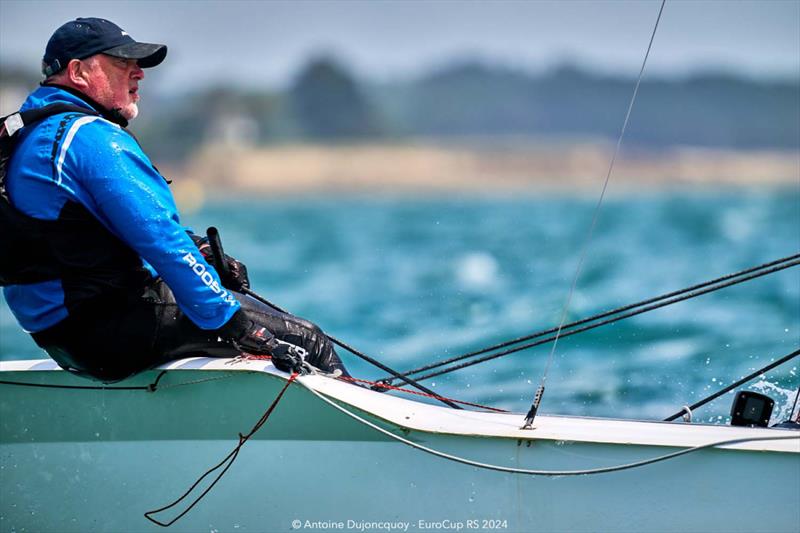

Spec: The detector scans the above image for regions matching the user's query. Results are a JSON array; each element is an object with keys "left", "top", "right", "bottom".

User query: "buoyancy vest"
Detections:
[
  {"left": 4, "top": 85, "right": 239, "bottom": 333},
  {"left": 0, "top": 104, "right": 150, "bottom": 307}
]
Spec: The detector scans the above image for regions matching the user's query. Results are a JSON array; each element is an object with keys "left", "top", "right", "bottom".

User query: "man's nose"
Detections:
[{"left": 131, "top": 64, "right": 144, "bottom": 80}]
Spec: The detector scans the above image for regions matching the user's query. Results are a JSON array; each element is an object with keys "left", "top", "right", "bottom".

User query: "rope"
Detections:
[
  {"left": 208, "top": 227, "right": 459, "bottom": 408},
  {"left": 339, "top": 376, "right": 509, "bottom": 413},
  {"left": 0, "top": 370, "right": 242, "bottom": 392},
  {"left": 300, "top": 379, "right": 799, "bottom": 476},
  {"left": 397, "top": 257, "right": 800, "bottom": 383},
  {"left": 0, "top": 380, "right": 153, "bottom": 391},
  {"left": 525, "top": 0, "right": 669, "bottom": 426},
  {"left": 792, "top": 386, "right": 800, "bottom": 423},
  {"left": 154, "top": 372, "right": 239, "bottom": 391},
  {"left": 0, "top": 369, "right": 168, "bottom": 391},
  {"left": 144, "top": 372, "right": 299, "bottom": 527},
  {"left": 239, "top": 286, "right": 461, "bottom": 409},
  {"left": 664, "top": 347, "right": 800, "bottom": 422},
  {"left": 380, "top": 253, "right": 800, "bottom": 384}
]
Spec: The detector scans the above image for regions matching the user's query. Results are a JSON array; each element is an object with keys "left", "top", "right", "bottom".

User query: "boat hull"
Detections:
[{"left": 2, "top": 359, "right": 798, "bottom": 533}]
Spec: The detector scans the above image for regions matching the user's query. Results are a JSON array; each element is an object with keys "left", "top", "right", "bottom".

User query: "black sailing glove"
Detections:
[
  {"left": 220, "top": 309, "right": 308, "bottom": 373},
  {"left": 188, "top": 232, "right": 250, "bottom": 290}
]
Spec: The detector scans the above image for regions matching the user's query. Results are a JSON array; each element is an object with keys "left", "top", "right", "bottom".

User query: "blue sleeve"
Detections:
[{"left": 68, "top": 120, "right": 240, "bottom": 329}]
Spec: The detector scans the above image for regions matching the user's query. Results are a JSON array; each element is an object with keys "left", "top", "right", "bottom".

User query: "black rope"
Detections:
[
  {"left": 382, "top": 252, "right": 800, "bottom": 385},
  {"left": 240, "top": 286, "right": 461, "bottom": 409},
  {"left": 0, "top": 370, "right": 168, "bottom": 391},
  {"left": 144, "top": 372, "right": 298, "bottom": 527},
  {"left": 206, "top": 226, "right": 460, "bottom": 409},
  {"left": 381, "top": 253, "right": 800, "bottom": 384},
  {"left": 664, "top": 347, "right": 800, "bottom": 421},
  {"left": 389, "top": 255, "right": 800, "bottom": 383}
]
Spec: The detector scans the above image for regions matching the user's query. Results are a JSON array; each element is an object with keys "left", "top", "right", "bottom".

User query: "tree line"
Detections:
[{"left": 3, "top": 57, "right": 797, "bottom": 162}]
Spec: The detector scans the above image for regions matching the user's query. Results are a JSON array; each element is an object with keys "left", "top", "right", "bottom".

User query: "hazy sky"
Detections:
[{"left": 1, "top": 0, "right": 798, "bottom": 94}]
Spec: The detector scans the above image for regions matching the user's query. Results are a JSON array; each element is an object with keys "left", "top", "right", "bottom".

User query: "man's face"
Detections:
[{"left": 80, "top": 54, "right": 145, "bottom": 120}]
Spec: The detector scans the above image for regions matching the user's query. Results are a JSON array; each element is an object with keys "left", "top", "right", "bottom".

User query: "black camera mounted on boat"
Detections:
[
  {"left": 677, "top": 388, "right": 799, "bottom": 429},
  {"left": 729, "top": 391, "right": 774, "bottom": 428},
  {"left": 729, "top": 389, "right": 800, "bottom": 429}
]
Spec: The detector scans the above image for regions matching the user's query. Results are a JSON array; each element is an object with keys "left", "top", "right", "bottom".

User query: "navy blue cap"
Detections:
[{"left": 42, "top": 17, "right": 167, "bottom": 77}]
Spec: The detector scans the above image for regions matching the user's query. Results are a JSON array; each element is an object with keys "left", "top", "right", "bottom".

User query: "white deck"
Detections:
[{"left": 3, "top": 357, "right": 797, "bottom": 453}]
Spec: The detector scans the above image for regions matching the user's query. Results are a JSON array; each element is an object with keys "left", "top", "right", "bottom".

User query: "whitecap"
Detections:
[
  {"left": 749, "top": 379, "right": 800, "bottom": 424},
  {"left": 636, "top": 339, "right": 701, "bottom": 363},
  {"left": 455, "top": 252, "right": 500, "bottom": 291}
]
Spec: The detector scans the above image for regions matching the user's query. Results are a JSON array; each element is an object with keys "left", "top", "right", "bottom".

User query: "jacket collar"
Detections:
[{"left": 39, "top": 83, "right": 129, "bottom": 128}]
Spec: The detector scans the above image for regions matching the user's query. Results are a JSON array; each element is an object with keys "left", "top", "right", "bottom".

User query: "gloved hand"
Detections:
[
  {"left": 267, "top": 340, "right": 309, "bottom": 373},
  {"left": 188, "top": 232, "right": 250, "bottom": 290},
  {"left": 220, "top": 310, "right": 307, "bottom": 373}
]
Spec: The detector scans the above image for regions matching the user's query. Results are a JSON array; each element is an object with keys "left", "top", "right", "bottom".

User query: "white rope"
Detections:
[{"left": 300, "top": 379, "right": 798, "bottom": 477}]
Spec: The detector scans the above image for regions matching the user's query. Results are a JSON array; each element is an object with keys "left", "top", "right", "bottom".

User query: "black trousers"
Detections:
[{"left": 31, "top": 280, "right": 348, "bottom": 383}]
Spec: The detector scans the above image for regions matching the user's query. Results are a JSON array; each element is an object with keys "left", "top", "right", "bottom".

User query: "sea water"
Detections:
[{"left": 2, "top": 187, "right": 798, "bottom": 424}]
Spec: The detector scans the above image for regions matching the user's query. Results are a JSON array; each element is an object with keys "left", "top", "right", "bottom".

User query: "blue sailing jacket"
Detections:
[{"left": 3, "top": 85, "right": 240, "bottom": 332}]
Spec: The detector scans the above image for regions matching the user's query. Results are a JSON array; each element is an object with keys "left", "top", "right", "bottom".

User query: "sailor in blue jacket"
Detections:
[{"left": 2, "top": 18, "right": 347, "bottom": 381}]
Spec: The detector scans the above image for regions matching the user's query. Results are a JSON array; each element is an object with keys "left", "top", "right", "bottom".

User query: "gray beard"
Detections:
[{"left": 117, "top": 103, "right": 139, "bottom": 121}]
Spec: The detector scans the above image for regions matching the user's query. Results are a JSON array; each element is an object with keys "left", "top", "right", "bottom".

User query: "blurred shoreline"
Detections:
[{"left": 164, "top": 141, "right": 799, "bottom": 207}]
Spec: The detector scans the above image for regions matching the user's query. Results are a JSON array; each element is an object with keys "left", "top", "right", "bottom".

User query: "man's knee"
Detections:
[{"left": 288, "top": 314, "right": 314, "bottom": 332}]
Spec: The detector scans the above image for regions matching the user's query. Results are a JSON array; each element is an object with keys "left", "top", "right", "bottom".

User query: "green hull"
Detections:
[{"left": 2, "top": 359, "right": 798, "bottom": 532}]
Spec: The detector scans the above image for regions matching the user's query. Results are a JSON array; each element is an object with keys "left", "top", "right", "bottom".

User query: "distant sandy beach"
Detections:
[{"left": 165, "top": 141, "right": 799, "bottom": 206}]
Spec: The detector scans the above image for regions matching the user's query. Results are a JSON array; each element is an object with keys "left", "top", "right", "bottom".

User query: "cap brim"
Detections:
[{"left": 104, "top": 42, "right": 167, "bottom": 68}]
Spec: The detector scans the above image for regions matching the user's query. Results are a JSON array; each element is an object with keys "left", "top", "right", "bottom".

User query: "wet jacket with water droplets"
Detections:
[{"left": 2, "top": 85, "right": 240, "bottom": 333}]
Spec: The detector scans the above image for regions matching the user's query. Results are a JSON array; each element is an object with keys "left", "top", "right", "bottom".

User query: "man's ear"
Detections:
[{"left": 65, "top": 59, "right": 90, "bottom": 89}]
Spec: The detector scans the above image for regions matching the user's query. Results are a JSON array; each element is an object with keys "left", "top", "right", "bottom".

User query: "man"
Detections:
[{"left": 1, "top": 17, "right": 348, "bottom": 382}]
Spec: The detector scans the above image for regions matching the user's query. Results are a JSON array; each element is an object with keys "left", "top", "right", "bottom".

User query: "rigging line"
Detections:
[
  {"left": 0, "top": 380, "right": 151, "bottom": 391},
  {"left": 542, "top": 0, "right": 667, "bottom": 386},
  {"left": 0, "top": 371, "right": 242, "bottom": 392},
  {"left": 300, "top": 379, "right": 799, "bottom": 477},
  {"left": 338, "top": 376, "right": 509, "bottom": 412},
  {"left": 664, "top": 347, "right": 800, "bottom": 422},
  {"left": 791, "top": 386, "right": 800, "bottom": 423},
  {"left": 239, "top": 287, "right": 461, "bottom": 409},
  {"left": 0, "top": 370, "right": 168, "bottom": 391},
  {"left": 207, "top": 227, "right": 459, "bottom": 409},
  {"left": 378, "top": 252, "right": 800, "bottom": 385},
  {"left": 523, "top": 0, "right": 667, "bottom": 427},
  {"left": 144, "top": 372, "right": 299, "bottom": 527},
  {"left": 410, "top": 255, "right": 799, "bottom": 383}
]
